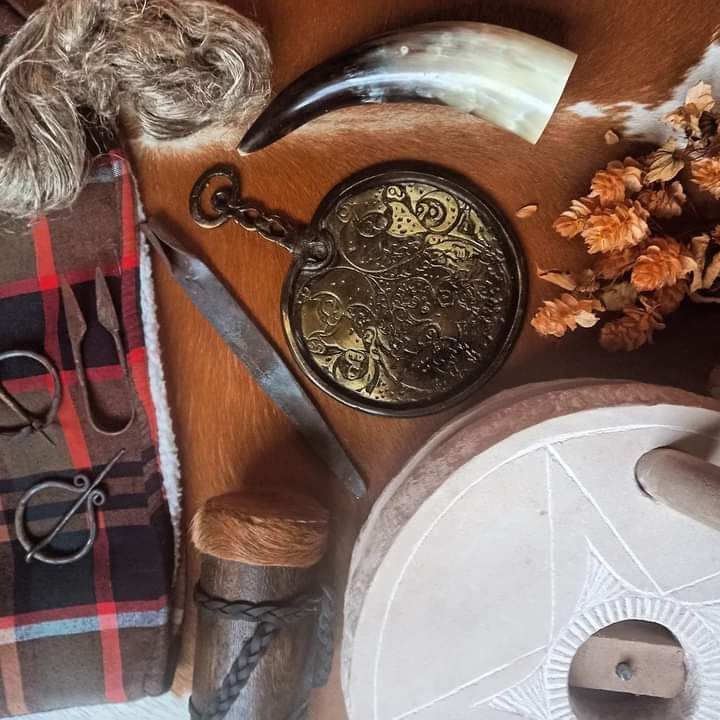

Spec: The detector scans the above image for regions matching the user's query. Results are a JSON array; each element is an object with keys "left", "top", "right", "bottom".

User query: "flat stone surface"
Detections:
[{"left": 343, "top": 382, "right": 720, "bottom": 720}]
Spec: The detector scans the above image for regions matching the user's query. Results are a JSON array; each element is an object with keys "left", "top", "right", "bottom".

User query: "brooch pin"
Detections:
[
  {"left": 0, "top": 350, "right": 61, "bottom": 446},
  {"left": 15, "top": 449, "right": 125, "bottom": 565}
]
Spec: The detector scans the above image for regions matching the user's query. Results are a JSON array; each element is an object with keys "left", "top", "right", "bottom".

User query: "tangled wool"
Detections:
[{"left": 0, "top": 0, "right": 271, "bottom": 218}]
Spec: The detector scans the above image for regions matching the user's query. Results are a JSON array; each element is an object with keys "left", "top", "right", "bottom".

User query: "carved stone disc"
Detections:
[
  {"left": 283, "top": 166, "right": 526, "bottom": 416},
  {"left": 342, "top": 381, "right": 720, "bottom": 720}
]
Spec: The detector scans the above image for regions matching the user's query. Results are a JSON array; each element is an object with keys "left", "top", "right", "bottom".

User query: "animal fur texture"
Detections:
[
  {"left": 143, "top": 6, "right": 720, "bottom": 715},
  {"left": 6, "top": 3, "right": 718, "bottom": 719},
  {"left": 0, "top": 0, "right": 271, "bottom": 218},
  {"left": 190, "top": 491, "right": 329, "bottom": 568}
]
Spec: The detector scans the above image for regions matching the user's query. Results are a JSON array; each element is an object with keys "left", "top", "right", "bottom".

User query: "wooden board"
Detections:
[{"left": 568, "top": 621, "right": 685, "bottom": 699}]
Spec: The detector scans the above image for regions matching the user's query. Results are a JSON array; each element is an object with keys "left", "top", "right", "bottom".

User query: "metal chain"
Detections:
[
  {"left": 212, "top": 189, "right": 295, "bottom": 251},
  {"left": 191, "top": 168, "right": 332, "bottom": 265},
  {"left": 189, "top": 584, "right": 334, "bottom": 720}
]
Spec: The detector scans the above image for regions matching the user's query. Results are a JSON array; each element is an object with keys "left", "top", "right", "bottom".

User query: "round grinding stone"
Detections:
[{"left": 342, "top": 380, "right": 720, "bottom": 720}]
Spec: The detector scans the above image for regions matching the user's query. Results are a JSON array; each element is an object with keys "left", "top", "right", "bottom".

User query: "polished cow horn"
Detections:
[{"left": 239, "top": 22, "right": 577, "bottom": 153}]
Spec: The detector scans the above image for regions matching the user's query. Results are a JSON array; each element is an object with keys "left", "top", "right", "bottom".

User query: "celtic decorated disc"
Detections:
[{"left": 282, "top": 166, "right": 526, "bottom": 416}]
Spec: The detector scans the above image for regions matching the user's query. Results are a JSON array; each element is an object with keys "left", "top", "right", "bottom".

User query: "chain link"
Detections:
[
  {"left": 212, "top": 190, "right": 295, "bottom": 251},
  {"left": 190, "top": 167, "right": 331, "bottom": 264}
]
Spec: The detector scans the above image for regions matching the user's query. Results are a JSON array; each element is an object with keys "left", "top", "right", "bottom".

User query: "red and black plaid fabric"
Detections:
[{"left": 0, "top": 152, "right": 177, "bottom": 716}]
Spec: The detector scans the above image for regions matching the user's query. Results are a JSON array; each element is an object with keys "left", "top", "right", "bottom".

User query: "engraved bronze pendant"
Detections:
[{"left": 190, "top": 164, "right": 526, "bottom": 416}]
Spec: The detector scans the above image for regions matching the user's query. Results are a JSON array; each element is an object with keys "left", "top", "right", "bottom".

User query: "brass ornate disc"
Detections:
[{"left": 283, "top": 166, "right": 526, "bottom": 416}]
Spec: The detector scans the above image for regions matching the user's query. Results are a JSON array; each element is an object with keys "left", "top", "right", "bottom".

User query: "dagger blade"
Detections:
[{"left": 141, "top": 217, "right": 366, "bottom": 498}]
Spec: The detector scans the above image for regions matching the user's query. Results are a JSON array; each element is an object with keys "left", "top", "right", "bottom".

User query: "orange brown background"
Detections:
[{"left": 130, "top": 1, "right": 720, "bottom": 716}]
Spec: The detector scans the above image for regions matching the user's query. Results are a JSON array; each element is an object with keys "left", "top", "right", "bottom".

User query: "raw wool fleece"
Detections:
[{"left": 0, "top": 0, "right": 271, "bottom": 218}]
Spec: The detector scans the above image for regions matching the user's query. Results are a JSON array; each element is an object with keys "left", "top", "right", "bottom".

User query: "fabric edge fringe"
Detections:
[{"left": 135, "top": 200, "right": 183, "bottom": 580}]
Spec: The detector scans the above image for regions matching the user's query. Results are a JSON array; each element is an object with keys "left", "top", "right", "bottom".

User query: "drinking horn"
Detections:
[{"left": 239, "top": 22, "right": 577, "bottom": 153}]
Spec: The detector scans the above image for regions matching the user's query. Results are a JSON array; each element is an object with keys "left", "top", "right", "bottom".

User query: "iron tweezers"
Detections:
[{"left": 141, "top": 216, "right": 366, "bottom": 498}]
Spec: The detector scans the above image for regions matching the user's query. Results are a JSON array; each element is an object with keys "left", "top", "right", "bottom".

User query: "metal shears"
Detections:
[{"left": 60, "top": 269, "right": 136, "bottom": 436}]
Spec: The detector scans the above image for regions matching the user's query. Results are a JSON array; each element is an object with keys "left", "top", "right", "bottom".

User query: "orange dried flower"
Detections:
[
  {"left": 531, "top": 293, "right": 604, "bottom": 338},
  {"left": 590, "top": 169, "right": 626, "bottom": 206},
  {"left": 664, "top": 82, "right": 715, "bottom": 138},
  {"left": 637, "top": 181, "right": 687, "bottom": 218},
  {"left": 544, "top": 94, "right": 720, "bottom": 353},
  {"left": 594, "top": 246, "right": 643, "bottom": 280},
  {"left": 599, "top": 302, "right": 665, "bottom": 352},
  {"left": 653, "top": 280, "right": 688, "bottom": 315},
  {"left": 689, "top": 233, "right": 712, "bottom": 292},
  {"left": 631, "top": 237, "right": 696, "bottom": 291},
  {"left": 600, "top": 282, "right": 638, "bottom": 311},
  {"left": 582, "top": 201, "right": 650, "bottom": 254},
  {"left": 536, "top": 267, "right": 598, "bottom": 293},
  {"left": 692, "top": 157, "right": 720, "bottom": 199},
  {"left": 553, "top": 197, "right": 599, "bottom": 238},
  {"left": 645, "top": 139, "right": 685, "bottom": 184},
  {"left": 606, "top": 158, "right": 644, "bottom": 193}
]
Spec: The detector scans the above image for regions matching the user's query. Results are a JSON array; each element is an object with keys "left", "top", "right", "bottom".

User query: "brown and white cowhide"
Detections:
[
  {"left": 567, "top": 37, "right": 720, "bottom": 145},
  {"left": 131, "top": 2, "right": 720, "bottom": 718}
]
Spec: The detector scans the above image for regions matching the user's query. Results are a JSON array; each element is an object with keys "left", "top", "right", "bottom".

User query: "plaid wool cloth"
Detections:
[{"left": 0, "top": 152, "right": 178, "bottom": 716}]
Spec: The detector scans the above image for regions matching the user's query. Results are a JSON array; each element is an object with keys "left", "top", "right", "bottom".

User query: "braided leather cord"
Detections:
[{"left": 190, "top": 583, "right": 334, "bottom": 720}]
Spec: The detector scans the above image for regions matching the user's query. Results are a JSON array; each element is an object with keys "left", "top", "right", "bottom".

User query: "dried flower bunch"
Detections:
[{"left": 532, "top": 81, "right": 720, "bottom": 351}]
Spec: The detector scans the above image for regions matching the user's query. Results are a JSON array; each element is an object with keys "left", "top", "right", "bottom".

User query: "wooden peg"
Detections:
[{"left": 636, "top": 448, "right": 720, "bottom": 531}]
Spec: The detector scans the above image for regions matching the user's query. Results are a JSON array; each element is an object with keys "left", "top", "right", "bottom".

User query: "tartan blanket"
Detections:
[{"left": 0, "top": 152, "right": 179, "bottom": 716}]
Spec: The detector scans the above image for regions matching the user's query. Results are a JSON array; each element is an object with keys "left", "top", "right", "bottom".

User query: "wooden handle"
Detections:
[
  {"left": 191, "top": 491, "right": 330, "bottom": 720},
  {"left": 636, "top": 448, "right": 720, "bottom": 531}
]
